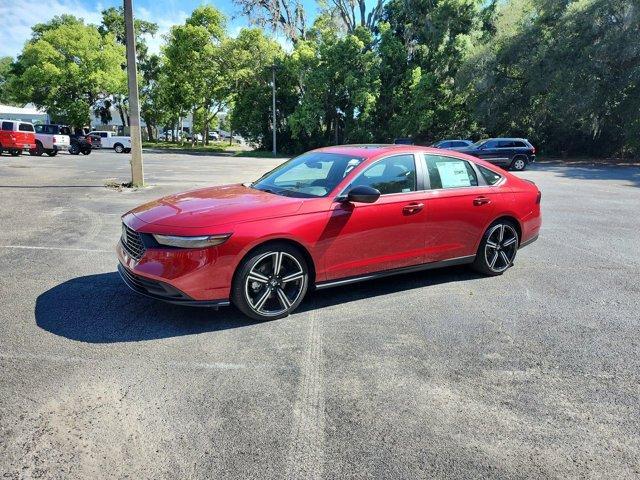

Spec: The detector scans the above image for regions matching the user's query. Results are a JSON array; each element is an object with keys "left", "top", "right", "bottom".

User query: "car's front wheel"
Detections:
[
  {"left": 232, "top": 243, "right": 309, "bottom": 321},
  {"left": 472, "top": 221, "right": 519, "bottom": 276},
  {"left": 114, "top": 143, "right": 124, "bottom": 153}
]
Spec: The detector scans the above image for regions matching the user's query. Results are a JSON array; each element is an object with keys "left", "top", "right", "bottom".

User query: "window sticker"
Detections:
[{"left": 436, "top": 161, "right": 471, "bottom": 188}]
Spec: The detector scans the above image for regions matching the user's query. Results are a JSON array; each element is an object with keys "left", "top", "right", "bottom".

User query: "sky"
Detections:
[{"left": 0, "top": 0, "right": 322, "bottom": 58}]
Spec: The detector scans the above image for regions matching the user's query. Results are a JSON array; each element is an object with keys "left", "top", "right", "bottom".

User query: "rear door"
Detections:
[{"left": 422, "top": 154, "right": 501, "bottom": 262}]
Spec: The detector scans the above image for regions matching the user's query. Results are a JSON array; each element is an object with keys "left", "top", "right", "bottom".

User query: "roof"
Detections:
[
  {"left": 0, "top": 104, "right": 47, "bottom": 115},
  {"left": 315, "top": 144, "right": 414, "bottom": 158},
  {"left": 315, "top": 144, "right": 464, "bottom": 158}
]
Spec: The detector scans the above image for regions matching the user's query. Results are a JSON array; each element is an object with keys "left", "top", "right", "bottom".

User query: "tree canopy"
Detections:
[{"left": 4, "top": 0, "right": 639, "bottom": 157}]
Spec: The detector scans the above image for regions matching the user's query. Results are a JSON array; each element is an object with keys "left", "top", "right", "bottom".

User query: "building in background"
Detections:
[{"left": 0, "top": 104, "right": 48, "bottom": 124}]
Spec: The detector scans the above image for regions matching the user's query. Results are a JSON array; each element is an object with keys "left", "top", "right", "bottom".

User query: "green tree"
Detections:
[
  {"left": 162, "top": 6, "right": 227, "bottom": 144},
  {"left": 0, "top": 56, "right": 16, "bottom": 105},
  {"left": 9, "top": 16, "right": 126, "bottom": 127}
]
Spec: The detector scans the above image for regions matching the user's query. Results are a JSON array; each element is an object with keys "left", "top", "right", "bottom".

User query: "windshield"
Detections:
[{"left": 252, "top": 152, "right": 364, "bottom": 198}]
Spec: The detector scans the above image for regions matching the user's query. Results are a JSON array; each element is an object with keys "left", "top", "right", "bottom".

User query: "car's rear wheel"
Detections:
[
  {"left": 45, "top": 149, "right": 57, "bottom": 157},
  {"left": 114, "top": 143, "right": 124, "bottom": 153},
  {"left": 30, "top": 141, "right": 44, "bottom": 156},
  {"left": 9, "top": 149, "right": 21, "bottom": 156},
  {"left": 472, "top": 221, "right": 519, "bottom": 276},
  {"left": 232, "top": 243, "right": 309, "bottom": 321},
  {"left": 510, "top": 155, "right": 527, "bottom": 171}
]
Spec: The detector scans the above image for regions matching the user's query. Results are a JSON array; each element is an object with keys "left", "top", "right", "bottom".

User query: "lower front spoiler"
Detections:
[{"left": 117, "top": 263, "right": 230, "bottom": 308}]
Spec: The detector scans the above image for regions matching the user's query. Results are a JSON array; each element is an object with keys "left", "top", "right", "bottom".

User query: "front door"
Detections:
[{"left": 320, "top": 154, "right": 428, "bottom": 281}]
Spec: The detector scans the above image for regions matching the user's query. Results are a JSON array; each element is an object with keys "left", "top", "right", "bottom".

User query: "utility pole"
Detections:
[
  {"left": 272, "top": 64, "right": 277, "bottom": 156},
  {"left": 124, "top": 0, "right": 144, "bottom": 186}
]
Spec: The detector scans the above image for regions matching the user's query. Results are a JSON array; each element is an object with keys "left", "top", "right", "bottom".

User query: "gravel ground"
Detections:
[{"left": 0, "top": 149, "right": 639, "bottom": 479}]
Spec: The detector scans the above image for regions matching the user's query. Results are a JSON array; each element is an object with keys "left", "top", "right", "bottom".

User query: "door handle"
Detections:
[
  {"left": 473, "top": 196, "right": 491, "bottom": 206},
  {"left": 403, "top": 202, "right": 424, "bottom": 214}
]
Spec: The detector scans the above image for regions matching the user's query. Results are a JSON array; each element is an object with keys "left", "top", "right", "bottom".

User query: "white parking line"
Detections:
[{"left": 0, "top": 245, "right": 111, "bottom": 253}]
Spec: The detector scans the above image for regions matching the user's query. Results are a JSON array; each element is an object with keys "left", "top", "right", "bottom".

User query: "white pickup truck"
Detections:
[
  {"left": 88, "top": 131, "right": 131, "bottom": 153},
  {"left": 32, "top": 124, "right": 71, "bottom": 156}
]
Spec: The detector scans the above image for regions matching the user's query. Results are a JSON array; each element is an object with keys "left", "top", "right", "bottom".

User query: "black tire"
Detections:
[
  {"left": 10, "top": 149, "right": 21, "bottom": 156},
  {"left": 510, "top": 155, "right": 527, "bottom": 171},
  {"left": 472, "top": 220, "right": 519, "bottom": 276},
  {"left": 45, "top": 149, "right": 57, "bottom": 157},
  {"left": 0, "top": 144, "right": 3, "bottom": 155},
  {"left": 114, "top": 143, "right": 124, "bottom": 153},
  {"left": 232, "top": 242, "right": 309, "bottom": 321},
  {"left": 31, "top": 141, "right": 44, "bottom": 156},
  {"left": 124, "top": 148, "right": 131, "bottom": 153},
  {"left": 69, "top": 144, "right": 80, "bottom": 155},
  {"left": 81, "top": 146, "right": 92, "bottom": 155}
]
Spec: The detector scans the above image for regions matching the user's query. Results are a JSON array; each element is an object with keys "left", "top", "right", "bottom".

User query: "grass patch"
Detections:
[
  {"left": 235, "top": 150, "right": 290, "bottom": 158},
  {"left": 142, "top": 140, "right": 233, "bottom": 153}
]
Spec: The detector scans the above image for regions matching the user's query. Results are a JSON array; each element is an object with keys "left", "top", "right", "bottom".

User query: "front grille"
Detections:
[
  {"left": 121, "top": 223, "right": 146, "bottom": 260},
  {"left": 118, "top": 264, "right": 192, "bottom": 301}
]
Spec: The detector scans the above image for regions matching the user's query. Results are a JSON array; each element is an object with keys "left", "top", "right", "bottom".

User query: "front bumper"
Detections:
[{"left": 118, "top": 263, "right": 230, "bottom": 307}]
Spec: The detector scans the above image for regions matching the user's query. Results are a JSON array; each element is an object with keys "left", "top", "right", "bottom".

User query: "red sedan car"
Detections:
[{"left": 118, "top": 145, "right": 541, "bottom": 320}]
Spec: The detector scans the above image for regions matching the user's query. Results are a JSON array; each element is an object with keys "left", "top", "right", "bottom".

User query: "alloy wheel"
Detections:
[
  {"left": 512, "top": 158, "right": 526, "bottom": 171},
  {"left": 244, "top": 251, "right": 306, "bottom": 317},
  {"left": 484, "top": 224, "right": 518, "bottom": 273}
]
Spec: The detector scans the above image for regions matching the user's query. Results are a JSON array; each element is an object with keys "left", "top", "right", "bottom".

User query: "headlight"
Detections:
[{"left": 152, "top": 233, "right": 231, "bottom": 249}]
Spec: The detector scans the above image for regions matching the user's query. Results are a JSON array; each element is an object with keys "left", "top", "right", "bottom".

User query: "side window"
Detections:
[
  {"left": 497, "top": 140, "right": 513, "bottom": 148},
  {"left": 513, "top": 141, "right": 526, "bottom": 148},
  {"left": 35, "top": 125, "right": 43, "bottom": 133},
  {"left": 60, "top": 127, "right": 71, "bottom": 135},
  {"left": 100, "top": 132, "right": 108, "bottom": 138},
  {"left": 426, "top": 155, "right": 478, "bottom": 189},
  {"left": 350, "top": 154, "right": 416, "bottom": 195},
  {"left": 478, "top": 165, "right": 502, "bottom": 185},
  {"left": 19, "top": 123, "right": 34, "bottom": 132},
  {"left": 2, "top": 121, "right": 13, "bottom": 131}
]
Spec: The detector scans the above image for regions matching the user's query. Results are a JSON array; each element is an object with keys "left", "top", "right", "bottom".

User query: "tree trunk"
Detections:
[{"left": 146, "top": 123, "right": 154, "bottom": 142}]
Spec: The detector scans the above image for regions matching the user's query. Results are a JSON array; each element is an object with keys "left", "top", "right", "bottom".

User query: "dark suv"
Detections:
[{"left": 457, "top": 138, "right": 536, "bottom": 171}]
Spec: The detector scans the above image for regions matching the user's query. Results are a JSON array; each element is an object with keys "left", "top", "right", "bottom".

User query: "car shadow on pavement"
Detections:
[
  {"left": 36, "top": 267, "right": 483, "bottom": 343},
  {"left": 35, "top": 272, "right": 256, "bottom": 343}
]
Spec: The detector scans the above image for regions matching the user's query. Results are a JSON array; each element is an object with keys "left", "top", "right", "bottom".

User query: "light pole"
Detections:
[
  {"left": 124, "top": 0, "right": 144, "bottom": 186},
  {"left": 272, "top": 64, "right": 277, "bottom": 156}
]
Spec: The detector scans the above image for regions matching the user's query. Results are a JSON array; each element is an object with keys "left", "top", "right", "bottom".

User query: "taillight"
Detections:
[
  {"left": 536, "top": 191, "right": 541, "bottom": 204},
  {"left": 87, "top": 136, "right": 92, "bottom": 144},
  {"left": 53, "top": 137, "right": 57, "bottom": 143},
  {"left": 531, "top": 146, "right": 536, "bottom": 154}
]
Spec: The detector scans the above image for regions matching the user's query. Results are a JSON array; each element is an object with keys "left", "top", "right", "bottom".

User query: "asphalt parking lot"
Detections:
[{"left": 1, "top": 149, "right": 639, "bottom": 479}]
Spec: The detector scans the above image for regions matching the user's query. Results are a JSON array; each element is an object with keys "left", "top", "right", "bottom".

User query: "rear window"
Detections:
[
  {"left": 426, "top": 155, "right": 479, "bottom": 189},
  {"left": 2, "top": 121, "right": 13, "bottom": 131},
  {"left": 60, "top": 126, "right": 71, "bottom": 135},
  {"left": 19, "top": 123, "right": 34, "bottom": 132},
  {"left": 478, "top": 165, "right": 502, "bottom": 185}
]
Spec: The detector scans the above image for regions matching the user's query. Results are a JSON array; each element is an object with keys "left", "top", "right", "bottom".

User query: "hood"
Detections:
[{"left": 130, "top": 184, "right": 304, "bottom": 228}]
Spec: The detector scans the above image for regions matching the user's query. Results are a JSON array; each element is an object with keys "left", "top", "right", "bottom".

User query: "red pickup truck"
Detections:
[{"left": 0, "top": 119, "right": 36, "bottom": 156}]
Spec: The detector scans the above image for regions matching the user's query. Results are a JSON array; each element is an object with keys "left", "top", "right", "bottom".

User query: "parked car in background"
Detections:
[
  {"left": 117, "top": 144, "right": 541, "bottom": 321},
  {"left": 31, "top": 124, "right": 71, "bottom": 156},
  {"left": 88, "top": 130, "right": 131, "bottom": 153},
  {"left": 0, "top": 119, "right": 36, "bottom": 156},
  {"left": 432, "top": 139, "right": 473, "bottom": 149},
  {"left": 456, "top": 138, "right": 536, "bottom": 171},
  {"left": 394, "top": 138, "right": 414, "bottom": 145},
  {"left": 208, "top": 131, "right": 220, "bottom": 141}
]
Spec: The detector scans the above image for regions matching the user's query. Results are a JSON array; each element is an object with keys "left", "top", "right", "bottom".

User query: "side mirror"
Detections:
[{"left": 345, "top": 185, "right": 380, "bottom": 204}]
